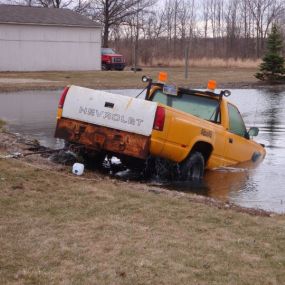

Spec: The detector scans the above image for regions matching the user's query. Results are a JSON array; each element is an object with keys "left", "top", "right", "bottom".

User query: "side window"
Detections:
[{"left": 228, "top": 103, "right": 247, "bottom": 137}]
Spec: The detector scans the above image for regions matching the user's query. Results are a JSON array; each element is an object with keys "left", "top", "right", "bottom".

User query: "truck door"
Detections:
[{"left": 224, "top": 103, "right": 255, "bottom": 164}]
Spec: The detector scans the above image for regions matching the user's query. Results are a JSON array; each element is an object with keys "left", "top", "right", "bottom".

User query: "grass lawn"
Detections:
[
  {"left": 0, "top": 66, "right": 260, "bottom": 92},
  {"left": 0, "top": 157, "right": 284, "bottom": 285}
]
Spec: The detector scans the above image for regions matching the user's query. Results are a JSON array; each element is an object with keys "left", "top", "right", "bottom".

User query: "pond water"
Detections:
[{"left": 0, "top": 88, "right": 285, "bottom": 213}]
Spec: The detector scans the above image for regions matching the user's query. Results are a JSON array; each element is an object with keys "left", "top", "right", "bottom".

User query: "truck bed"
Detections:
[{"left": 62, "top": 86, "right": 157, "bottom": 136}]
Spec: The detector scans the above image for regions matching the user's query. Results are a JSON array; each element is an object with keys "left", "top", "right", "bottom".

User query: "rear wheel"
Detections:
[
  {"left": 102, "top": 63, "right": 109, "bottom": 71},
  {"left": 80, "top": 150, "right": 106, "bottom": 169},
  {"left": 179, "top": 152, "right": 204, "bottom": 181}
]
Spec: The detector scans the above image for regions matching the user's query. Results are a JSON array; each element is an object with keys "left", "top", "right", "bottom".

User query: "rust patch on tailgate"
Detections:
[{"left": 55, "top": 118, "right": 150, "bottom": 159}]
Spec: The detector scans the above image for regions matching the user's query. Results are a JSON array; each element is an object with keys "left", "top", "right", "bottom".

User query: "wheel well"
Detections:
[{"left": 190, "top": 141, "right": 213, "bottom": 164}]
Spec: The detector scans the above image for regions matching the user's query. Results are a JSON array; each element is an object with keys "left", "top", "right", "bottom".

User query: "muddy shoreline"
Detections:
[{"left": 0, "top": 129, "right": 278, "bottom": 217}]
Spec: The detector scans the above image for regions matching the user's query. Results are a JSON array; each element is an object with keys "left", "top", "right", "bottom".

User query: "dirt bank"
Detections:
[{"left": 0, "top": 130, "right": 275, "bottom": 217}]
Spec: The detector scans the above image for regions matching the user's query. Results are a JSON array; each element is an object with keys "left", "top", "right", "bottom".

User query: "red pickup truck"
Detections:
[{"left": 101, "top": 48, "right": 125, "bottom": 71}]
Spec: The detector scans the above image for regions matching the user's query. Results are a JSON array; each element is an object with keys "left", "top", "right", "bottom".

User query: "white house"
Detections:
[{"left": 0, "top": 5, "right": 101, "bottom": 71}]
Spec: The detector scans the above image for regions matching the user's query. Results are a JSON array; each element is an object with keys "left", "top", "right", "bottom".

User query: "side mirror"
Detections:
[
  {"left": 142, "top": 75, "right": 151, "bottom": 83},
  {"left": 223, "top": 90, "right": 231, "bottom": 97},
  {"left": 142, "top": 76, "right": 153, "bottom": 100},
  {"left": 248, "top": 127, "right": 259, "bottom": 137}
]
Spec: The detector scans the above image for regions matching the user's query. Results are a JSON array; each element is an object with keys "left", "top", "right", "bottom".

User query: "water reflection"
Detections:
[
  {"left": 0, "top": 90, "right": 63, "bottom": 149},
  {"left": 162, "top": 160, "right": 262, "bottom": 203},
  {"left": 218, "top": 89, "right": 285, "bottom": 212},
  {"left": 261, "top": 90, "right": 284, "bottom": 148}
]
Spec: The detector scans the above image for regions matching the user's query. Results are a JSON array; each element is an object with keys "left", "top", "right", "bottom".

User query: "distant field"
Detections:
[
  {"left": 0, "top": 66, "right": 260, "bottom": 92},
  {"left": 150, "top": 58, "right": 261, "bottom": 69},
  {"left": 0, "top": 119, "right": 5, "bottom": 129}
]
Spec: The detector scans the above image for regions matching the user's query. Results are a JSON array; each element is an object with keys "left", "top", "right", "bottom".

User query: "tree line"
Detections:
[{"left": 7, "top": 0, "right": 285, "bottom": 65}]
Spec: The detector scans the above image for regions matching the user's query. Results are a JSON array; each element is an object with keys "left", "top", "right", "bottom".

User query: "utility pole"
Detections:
[
  {"left": 184, "top": 43, "right": 189, "bottom": 79},
  {"left": 133, "top": 1, "right": 140, "bottom": 73}
]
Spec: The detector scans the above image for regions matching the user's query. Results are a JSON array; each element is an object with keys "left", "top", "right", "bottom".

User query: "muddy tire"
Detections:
[
  {"left": 64, "top": 140, "right": 71, "bottom": 149},
  {"left": 143, "top": 156, "right": 180, "bottom": 181},
  {"left": 81, "top": 151, "right": 106, "bottom": 169},
  {"left": 143, "top": 156, "right": 156, "bottom": 179},
  {"left": 179, "top": 152, "right": 204, "bottom": 181}
]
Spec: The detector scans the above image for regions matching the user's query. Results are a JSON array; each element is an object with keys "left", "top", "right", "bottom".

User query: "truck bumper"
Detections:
[
  {"left": 55, "top": 118, "right": 150, "bottom": 160},
  {"left": 105, "top": 63, "right": 125, "bottom": 70}
]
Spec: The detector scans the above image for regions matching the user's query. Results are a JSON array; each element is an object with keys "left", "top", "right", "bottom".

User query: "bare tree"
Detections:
[
  {"left": 246, "top": 0, "right": 285, "bottom": 57},
  {"left": 35, "top": 0, "right": 73, "bottom": 8},
  {"left": 73, "top": 0, "right": 91, "bottom": 14},
  {"left": 202, "top": 0, "right": 210, "bottom": 38},
  {"left": 88, "top": 0, "right": 155, "bottom": 47},
  {"left": 4, "top": 0, "right": 285, "bottom": 62},
  {"left": 10, "top": 0, "right": 74, "bottom": 7},
  {"left": 7, "top": 0, "right": 36, "bottom": 5},
  {"left": 224, "top": 0, "right": 240, "bottom": 58},
  {"left": 21, "top": 0, "right": 34, "bottom": 5}
]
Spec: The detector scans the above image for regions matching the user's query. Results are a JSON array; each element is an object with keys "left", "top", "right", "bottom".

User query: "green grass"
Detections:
[{"left": 0, "top": 158, "right": 284, "bottom": 284}]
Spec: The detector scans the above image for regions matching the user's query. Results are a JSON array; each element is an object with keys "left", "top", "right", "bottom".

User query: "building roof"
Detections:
[{"left": 0, "top": 5, "right": 100, "bottom": 28}]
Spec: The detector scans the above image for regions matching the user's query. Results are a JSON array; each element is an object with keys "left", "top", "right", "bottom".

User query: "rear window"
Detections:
[{"left": 152, "top": 90, "right": 220, "bottom": 122}]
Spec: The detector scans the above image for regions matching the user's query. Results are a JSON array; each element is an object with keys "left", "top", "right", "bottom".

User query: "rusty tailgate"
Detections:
[{"left": 55, "top": 118, "right": 150, "bottom": 159}]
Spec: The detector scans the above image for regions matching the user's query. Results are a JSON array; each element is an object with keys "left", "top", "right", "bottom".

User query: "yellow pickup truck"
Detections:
[{"left": 54, "top": 75, "right": 265, "bottom": 180}]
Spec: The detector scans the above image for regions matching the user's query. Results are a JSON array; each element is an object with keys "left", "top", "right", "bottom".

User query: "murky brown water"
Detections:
[{"left": 0, "top": 88, "right": 285, "bottom": 213}]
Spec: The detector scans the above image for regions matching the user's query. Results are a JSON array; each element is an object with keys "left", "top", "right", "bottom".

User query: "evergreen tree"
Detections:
[{"left": 256, "top": 25, "right": 285, "bottom": 82}]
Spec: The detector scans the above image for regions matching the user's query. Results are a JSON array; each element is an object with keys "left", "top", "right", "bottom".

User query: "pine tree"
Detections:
[{"left": 255, "top": 25, "right": 285, "bottom": 82}]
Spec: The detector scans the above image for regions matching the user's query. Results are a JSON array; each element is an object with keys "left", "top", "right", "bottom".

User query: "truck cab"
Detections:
[{"left": 147, "top": 82, "right": 265, "bottom": 170}]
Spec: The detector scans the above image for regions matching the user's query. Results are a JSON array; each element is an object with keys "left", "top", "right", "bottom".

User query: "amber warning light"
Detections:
[
  {"left": 158, "top": 72, "right": 168, "bottom": 83},
  {"left": 207, "top": 80, "right": 217, "bottom": 91}
]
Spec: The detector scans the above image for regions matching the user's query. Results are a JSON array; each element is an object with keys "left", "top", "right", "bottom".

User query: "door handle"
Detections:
[{"left": 229, "top": 138, "right": 233, "bottom": 143}]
